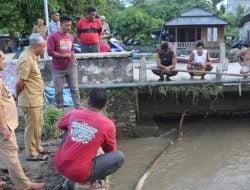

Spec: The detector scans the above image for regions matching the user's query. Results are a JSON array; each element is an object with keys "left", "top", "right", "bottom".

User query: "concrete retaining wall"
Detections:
[
  {"left": 138, "top": 85, "right": 250, "bottom": 118},
  {"left": 106, "top": 89, "right": 137, "bottom": 138},
  {"left": 39, "top": 52, "right": 137, "bottom": 138},
  {"left": 39, "top": 52, "right": 133, "bottom": 86}
]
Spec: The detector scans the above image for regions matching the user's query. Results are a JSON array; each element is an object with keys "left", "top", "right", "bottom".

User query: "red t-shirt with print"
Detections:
[
  {"left": 47, "top": 32, "right": 74, "bottom": 70},
  {"left": 53, "top": 108, "right": 117, "bottom": 183}
]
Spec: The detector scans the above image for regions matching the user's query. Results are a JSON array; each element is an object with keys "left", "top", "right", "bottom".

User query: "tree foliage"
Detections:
[
  {"left": 223, "top": 5, "right": 249, "bottom": 38},
  {"left": 0, "top": 0, "right": 112, "bottom": 35},
  {"left": 111, "top": 6, "right": 162, "bottom": 41},
  {"left": 209, "top": 0, "right": 223, "bottom": 11},
  {"left": 0, "top": 0, "right": 244, "bottom": 44},
  {"left": 110, "top": 0, "right": 212, "bottom": 42}
]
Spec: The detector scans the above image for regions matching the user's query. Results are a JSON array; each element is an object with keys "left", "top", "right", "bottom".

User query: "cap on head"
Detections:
[{"left": 49, "top": 10, "right": 59, "bottom": 16}]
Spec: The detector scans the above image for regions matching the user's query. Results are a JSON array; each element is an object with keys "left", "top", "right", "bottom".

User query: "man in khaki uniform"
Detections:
[
  {"left": 15, "top": 33, "right": 48, "bottom": 161},
  {"left": 32, "top": 18, "right": 48, "bottom": 37},
  {"left": 0, "top": 51, "right": 44, "bottom": 189}
]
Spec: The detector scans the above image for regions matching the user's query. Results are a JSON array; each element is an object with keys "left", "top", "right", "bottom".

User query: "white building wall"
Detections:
[
  {"left": 227, "top": 0, "right": 238, "bottom": 13},
  {"left": 240, "top": 21, "right": 250, "bottom": 41}
]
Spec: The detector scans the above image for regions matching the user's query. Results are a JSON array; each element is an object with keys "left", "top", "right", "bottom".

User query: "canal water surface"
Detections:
[{"left": 110, "top": 117, "right": 250, "bottom": 190}]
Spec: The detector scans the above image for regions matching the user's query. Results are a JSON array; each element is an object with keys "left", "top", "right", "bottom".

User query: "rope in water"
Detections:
[{"left": 134, "top": 110, "right": 187, "bottom": 190}]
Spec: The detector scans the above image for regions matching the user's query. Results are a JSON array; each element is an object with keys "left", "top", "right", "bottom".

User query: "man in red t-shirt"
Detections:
[
  {"left": 47, "top": 16, "right": 81, "bottom": 109},
  {"left": 53, "top": 88, "right": 124, "bottom": 189},
  {"left": 77, "top": 7, "right": 102, "bottom": 53}
]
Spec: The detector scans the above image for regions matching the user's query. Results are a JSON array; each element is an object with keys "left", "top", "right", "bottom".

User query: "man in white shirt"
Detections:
[{"left": 187, "top": 40, "right": 213, "bottom": 80}]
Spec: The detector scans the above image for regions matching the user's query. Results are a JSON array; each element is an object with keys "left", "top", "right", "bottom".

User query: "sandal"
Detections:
[
  {"left": 75, "top": 181, "right": 92, "bottom": 189},
  {"left": 26, "top": 154, "right": 48, "bottom": 161},
  {"left": 76, "top": 180, "right": 105, "bottom": 190},
  {"left": 90, "top": 180, "right": 106, "bottom": 189},
  {"left": 165, "top": 76, "right": 172, "bottom": 81},
  {"left": 22, "top": 182, "right": 44, "bottom": 190},
  {"left": 158, "top": 77, "right": 164, "bottom": 82},
  {"left": 0, "top": 180, "right": 6, "bottom": 188},
  {"left": 39, "top": 150, "right": 52, "bottom": 155}
]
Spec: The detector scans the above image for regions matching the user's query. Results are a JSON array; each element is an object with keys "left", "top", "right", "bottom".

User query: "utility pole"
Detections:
[{"left": 44, "top": 0, "right": 49, "bottom": 26}]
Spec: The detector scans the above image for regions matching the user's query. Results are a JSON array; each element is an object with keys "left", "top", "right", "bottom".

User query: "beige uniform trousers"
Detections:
[
  {"left": 0, "top": 132, "right": 31, "bottom": 189},
  {"left": 21, "top": 106, "right": 43, "bottom": 158}
]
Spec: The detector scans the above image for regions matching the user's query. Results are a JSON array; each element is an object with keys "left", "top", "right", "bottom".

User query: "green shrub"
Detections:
[{"left": 43, "top": 105, "right": 64, "bottom": 140}]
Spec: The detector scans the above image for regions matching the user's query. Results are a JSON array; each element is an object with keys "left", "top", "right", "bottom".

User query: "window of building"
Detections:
[{"left": 207, "top": 27, "right": 218, "bottom": 42}]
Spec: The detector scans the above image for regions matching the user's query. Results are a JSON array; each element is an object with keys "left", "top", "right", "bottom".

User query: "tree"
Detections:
[
  {"left": 209, "top": 0, "right": 223, "bottom": 11},
  {"left": 223, "top": 5, "right": 248, "bottom": 38},
  {"left": 0, "top": 0, "right": 115, "bottom": 35},
  {"left": 111, "top": 7, "right": 162, "bottom": 41},
  {"left": 135, "top": 0, "right": 212, "bottom": 22}
]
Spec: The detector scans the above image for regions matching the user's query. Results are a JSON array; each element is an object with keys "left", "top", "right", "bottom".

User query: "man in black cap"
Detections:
[{"left": 48, "top": 10, "right": 60, "bottom": 34}]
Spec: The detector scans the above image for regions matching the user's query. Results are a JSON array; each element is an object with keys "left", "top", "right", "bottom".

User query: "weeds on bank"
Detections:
[
  {"left": 43, "top": 105, "right": 64, "bottom": 140},
  {"left": 150, "top": 85, "right": 224, "bottom": 105}
]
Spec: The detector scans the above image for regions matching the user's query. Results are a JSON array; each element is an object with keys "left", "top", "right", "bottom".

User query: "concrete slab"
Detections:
[{"left": 133, "top": 61, "right": 242, "bottom": 82}]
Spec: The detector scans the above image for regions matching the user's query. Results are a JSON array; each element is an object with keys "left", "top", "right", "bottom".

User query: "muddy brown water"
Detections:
[
  {"left": 110, "top": 117, "right": 250, "bottom": 190},
  {"left": 1, "top": 117, "right": 250, "bottom": 190}
]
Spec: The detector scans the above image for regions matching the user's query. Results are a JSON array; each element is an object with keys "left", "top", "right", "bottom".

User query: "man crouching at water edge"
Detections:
[
  {"left": 152, "top": 42, "right": 178, "bottom": 81},
  {"left": 238, "top": 48, "right": 250, "bottom": 76},
  {"left": 53, "top": 88, "right": 125, "bottom": 189},
  {"left": 0, "top": 51, "right": 44, "bottom": 190}
]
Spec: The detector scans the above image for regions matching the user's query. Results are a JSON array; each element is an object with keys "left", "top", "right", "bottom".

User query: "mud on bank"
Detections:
[{"left": 0, "top": 128, "right": 65, "bottom": 190}]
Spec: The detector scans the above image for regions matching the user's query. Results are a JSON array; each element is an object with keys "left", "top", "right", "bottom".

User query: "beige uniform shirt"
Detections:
[
  {"left": 101, "top": 23, "right": 110, "bottom": 44},
  {"left": 32, "top": 25, "right": 48, "bottom": 37},
  {"left": 0, "top": 75, "right": 18, "bottom": 130},
  {"left": 16, "top": 49, "right": 44, "bottom": 107}
]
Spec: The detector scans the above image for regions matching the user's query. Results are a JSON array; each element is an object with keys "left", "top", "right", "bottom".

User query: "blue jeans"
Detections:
[
  {"left": 90, "top": 151, "right": 125, "bottom": 181},
  {"left": 53, "top": 62, "right": 81, "bottom": 109},
  {"left": 80, "top": 44, "right": 100, "bottom": 53}
]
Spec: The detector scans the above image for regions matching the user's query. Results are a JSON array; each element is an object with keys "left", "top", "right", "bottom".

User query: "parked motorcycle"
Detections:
[
  {"left": 74, "top": 43, "right": 81, "bottom": 53},
  {"left": 230, "top": 40, "right": 248, "bottom": 50},
  {"left": 74, "top": 35, "right": 126, "bottom": 53},
  {"left": 108, "top": 37, "right": 125, "bottom": 52}
]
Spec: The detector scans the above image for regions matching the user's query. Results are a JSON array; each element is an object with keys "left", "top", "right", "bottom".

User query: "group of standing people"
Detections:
[
  {"left": 0, "top": 6, "right": 124, "bottom": 190},
  {"left": 32, "top": 7, "right": 110, "bottom": 53},
  {"left": 32, "top": 7, "right": 109, "bottom": 109}
]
